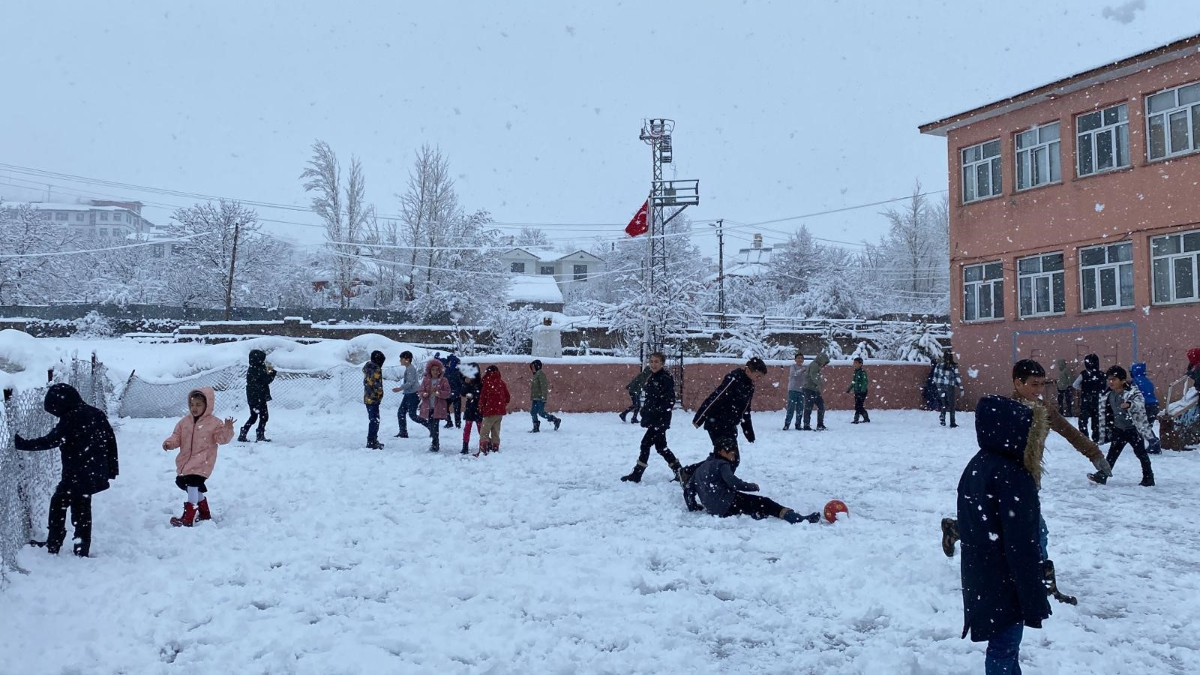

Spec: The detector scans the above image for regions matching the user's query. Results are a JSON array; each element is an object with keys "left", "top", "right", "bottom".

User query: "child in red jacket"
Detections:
[
  {"left": 477, "top": 365, "right": 511, "bottom": 455},
  {"left": 163, "top": 388, "right": 235, "bottom": 527}
]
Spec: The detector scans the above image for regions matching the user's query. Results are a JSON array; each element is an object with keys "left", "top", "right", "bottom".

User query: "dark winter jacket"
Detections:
[
  {"left": 461, "top": 375, "right": 483, "bottom": 423},
  {"left": 1188, "top": 349, "right": 1200, "bottom": 392},
  {"left": 689, "top": 453, "right": 758, "bottom": 517},
  {"left": 847, "top": 368, "right": 869, "bottom": 395},
  {"left": 363, "top": 350, "right": 386, "bottom": 405},
  {"left": 692, "top": 368, "right": 756, "bottom": 443},
  {"left": 626, "top": 368, "right": 652, "bottom": 396},
  {"left": 1130, "top": 363, "right": 1158, "bottom": 409},
  {"left": 639, "top": 368, "right": 676, "bottom": 431},
  {"left": 442, "top": 353, "right": 464, "bottom": 399},
  {"left": 14, "top": 383, "right": 119, "bottom": 495},
  {"left": 802, "top": 353, "right": 829, "bottom": 393},
  {"left": 1078, "top": 354, "right": 1106, "bottom": 402},
  {"left": 922, "top": 363, "right": 940, "bottom": 411},
  {"left": 529, "top": 360, "right": 549, "bottom": 401},
  {"left": 246, "top": 349, "right": 277, "bottom": 406},
  {"left": 480, "top": 366, "right": 511, "bottom": 417},
  {"left": 957, "top": 395, "right": 1051, "bottom": 643}
]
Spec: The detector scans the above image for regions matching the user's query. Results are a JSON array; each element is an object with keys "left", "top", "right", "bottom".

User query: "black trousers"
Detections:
[
  {"left": 725, "top": 491, "right": 788, "bottom": 520},
  {"left": 622, "top": 393, "right": 642, "bottom": 420},
  {"left": 706, "top": 428, "right": 740, "bottom": 469},
  {"left": 1079, "top": 395, "right": 1101, "bottom": 442},
  {"left": 853, "top": 393, "right": 869, "bottom": 422},
  {"left": 243, "top": 401, "right": 269, "bottom": 434},
  {"left": 637, "top": 427, "right": 679, "bottom": 470},
  {"left": 1056, "top": 389, "right": 1074, "bottom": 417},
  {"left": 175, "top": 474, "right": 209, "bottom": 492},
  {"left": 47, "top": 482, "right": 92, "bottom": 556},
  {"left": 1107, "top": 427, "right": 1154, "bottom": 479}
]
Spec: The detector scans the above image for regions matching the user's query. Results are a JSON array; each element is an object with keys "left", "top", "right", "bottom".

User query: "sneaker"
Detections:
[
  {"left": 941, "top": 518, "right": 959, "bottom": 557},
  {"left": 1087, "top": 472, "right": 1108, "bottom": 485},
  {"left": 815, "top": 425, "right": 827, "bottom": 431},
  {"left": 552, "top": 417, "right": 561, "bottom": 431},
  {"left": 851, "top": 420, "right": 859, "bottom": 424},
  {"left": 783, "top": 424, "right": 790, "bottom": 430},
  {"left": 949, "top": 423, "right": 959, "bottom": 429},
  {"left": 802, "top": 425, "right": 813, "bottom": 431}
]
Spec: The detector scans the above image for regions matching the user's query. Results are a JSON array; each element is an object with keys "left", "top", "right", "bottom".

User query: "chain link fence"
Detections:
[
  {"left": 116, "top": 364, "right": 406, "bottom": 419},
  {"left": 1, "top": 357, "right": 111, "bottom": 586}
]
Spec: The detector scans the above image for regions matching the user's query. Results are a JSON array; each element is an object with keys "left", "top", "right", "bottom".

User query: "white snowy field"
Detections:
[{"left": 2, "top": 406, "right": 1199, "bottom": 675}]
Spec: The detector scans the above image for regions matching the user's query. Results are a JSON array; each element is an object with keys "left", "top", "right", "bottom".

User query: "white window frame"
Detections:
[
  {"left": 539, "top": 265, "right": 555, "bottom": 275},
  {"left": 573, "top": 264, "right": 588, "bottom": 282},
  {"left": 1079, "top": 242, "right": 1134, "bottom": 312},
  {"left": 99, "top": 212, "right": 108, "bottom": 221},
  {"left": 960, "top": 139, "right": 1002, "bottom": 203},
  {"left": 1017, "top": 252, "right": 1065, "bottom": 318},
  {"left": 962, "top": 261, "right": 1005, "bottom": 322},
  {"left": 510, "top": 262, "right": 526, "bottom": 274},
  {"left": 1151, "top": 230, "right": 1200, "bottom": 305},
  {"left": 1077, "top": 104, "right": 1130, "bottom": 176},
  {"left": 1015, "top": 122, "right": 1061, "bottom": 190},
  {"left": 1146, "top": 81, "right": 1200, "bottom": 161}
]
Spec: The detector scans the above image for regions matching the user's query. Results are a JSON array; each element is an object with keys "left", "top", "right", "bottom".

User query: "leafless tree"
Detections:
[
  {"left": 302, "top": 140, "right": 370, "bottom": 308},
  {"left": 167, "top": 200, "right": 281, "bottom": 314},
  {"left": 398, "top": 144, "right": 459, "bottom": 297}
]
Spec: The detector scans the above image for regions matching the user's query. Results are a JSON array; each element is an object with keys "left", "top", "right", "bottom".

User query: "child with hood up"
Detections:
[
  {"left": 239, "top": 349, "right": 277, "bottom": 443},
  {"left": 162, "top": 388, "right": 235, "bottom": 527},
  {"left": 459, "top": 363, "right": 483, "bottom": 454},
  {"left": 478, "top": 365, "right": 512, "bottom": 455},
  {"left": 1131, "top": 362, "right": 1161, "bottom": 454},
  {"left": 418, "top": 358, "right": 452, "bottom": 452}
]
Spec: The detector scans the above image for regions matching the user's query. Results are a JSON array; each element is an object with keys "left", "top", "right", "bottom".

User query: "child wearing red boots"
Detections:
[{"left": 163, "top": 388, "right": 235, "bottom": 526}]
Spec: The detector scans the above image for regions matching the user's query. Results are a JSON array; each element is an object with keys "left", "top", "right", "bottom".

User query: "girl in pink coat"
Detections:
[
  {"left": 418, "top": 358, "right": 452, "bottom": 453},
  {"left": 162, "top": 388, "right": 236, "bottom": 527}
]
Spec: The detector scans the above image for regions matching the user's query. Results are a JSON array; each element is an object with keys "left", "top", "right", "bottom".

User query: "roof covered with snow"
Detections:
[
  {"left": 3, "top": 201, "right": 133, "bottom": 212},
  {"left": 500, "top": 247, "right": 603, "bottom": 263},
  {"left": 506, "top": 274, "right": 564, "bottom": 304}
]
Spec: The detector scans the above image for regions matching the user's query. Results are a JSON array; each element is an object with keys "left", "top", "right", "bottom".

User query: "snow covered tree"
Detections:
[
  {"left": 0, "top": 203, "right": 72, "bottom": 305},
  {"left": 398, "top": 144, "right": 459, "bottom": 300},
  {"left": 516, "top": 226, "right": 550, "bottom": 247},
  {"left": 166, "top": 200, "right": 283, "bottom": 313},
  {"left": 302, "top": 140, "right": 370, "bottom": 309}
]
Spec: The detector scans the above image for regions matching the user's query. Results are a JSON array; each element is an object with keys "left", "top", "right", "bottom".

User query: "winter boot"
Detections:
[
  {"left": 1043, "top": 559, "right": 1078, "bottom": 605},
  {"left": 1087, "top": 472, "right": 1108, "bottom": 485},
  {"left": 171, "top": 502, "right": 197, "bottom": 528},
  {"left": 802, "top": 425, "right": 813, "bottom": 431},
  {"left": 619, "top": 411, "right": 628, "bottom": 423},
  {"left": 461, "top": 440, "right": 470, "bottom": 455},
  {"left": 530, "top": 421, "right": 541, "bottom": 433},
  {"left": 621, "top": 462, "right": 648, "bottom": 483},
  {"left": 783, "top": 423, "right": 791, "bottom": 430},
  {"left": 491, "top": 441, "right": 500, "bottom": 453},
  {"left": 237, "top": 427, "right": 250, "bottom": 443},
  {"left": 255, "top": 429, "right": 271, "bottom": 443},
  {"left": 816, "top": 425, "right": 828, "bottom": 431},
  {"left": 552, "top": 416, "right": 562, "bottom": 431},
  {"left": 941, "top": 517, "right": 959, "bottom": 557},
  {"left": 197, "top": 498, "right": 212, "bottom": 521},
  {"left": 444, "top": 419, "right": 454, "bottom": 429},
  {"left": 395, "top": 431, "right": 408, "bottom": 438},
  {"left": 1140, "top": 474, "right": 1155, "bottom": 487},
  {"left": 367, "top": 440, "right": 386, "bottom": 450},
  {"left": 863, "top": 412, "right": 871, "bottom": 423}
]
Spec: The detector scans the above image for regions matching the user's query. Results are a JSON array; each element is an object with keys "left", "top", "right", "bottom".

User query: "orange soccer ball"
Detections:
[{"left": 823, "top": 499, "right": 849, "bottom": 523}]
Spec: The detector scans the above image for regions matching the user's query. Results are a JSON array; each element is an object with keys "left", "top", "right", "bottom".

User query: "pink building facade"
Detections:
[{"left": 920, "top": 35, "right": 1200, "bottom": 405}]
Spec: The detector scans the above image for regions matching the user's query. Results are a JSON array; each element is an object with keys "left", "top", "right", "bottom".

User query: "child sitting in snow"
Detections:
[
  {"left": 162, "top": 388, "right": 235, "bottom": 527},
  {"left": 685, "top": 442, "right": 819, "bottom": 524}
]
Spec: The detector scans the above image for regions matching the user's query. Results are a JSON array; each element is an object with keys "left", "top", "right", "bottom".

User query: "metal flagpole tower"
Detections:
[{"left": 638, "top": 118, "right": 699, "bottom": 355}]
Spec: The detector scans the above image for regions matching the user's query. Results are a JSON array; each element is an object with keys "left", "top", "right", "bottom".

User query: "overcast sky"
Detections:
[{"left": 1, "top": 0, "right": 1193, "bottom": 257}]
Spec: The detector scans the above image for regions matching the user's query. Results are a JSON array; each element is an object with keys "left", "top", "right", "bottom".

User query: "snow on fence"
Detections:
[{"left": 0, "top": 358, "right": 110, "bottom": 586}]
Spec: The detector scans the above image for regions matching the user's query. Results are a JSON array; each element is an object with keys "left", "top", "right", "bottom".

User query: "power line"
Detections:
[{"left": 0, "top": 232, "right": 209, "bottom": 259}]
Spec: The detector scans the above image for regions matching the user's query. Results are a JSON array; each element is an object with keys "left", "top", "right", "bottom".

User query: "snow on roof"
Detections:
[
  {"left": 506, "top": 274, "right": 564, "bottom": 304},
  {"left": 3, "top": 202, "right": 131, "bottom": 212},
  {"left": 502, "top": 247, "right": 601, "bottom": 263}
]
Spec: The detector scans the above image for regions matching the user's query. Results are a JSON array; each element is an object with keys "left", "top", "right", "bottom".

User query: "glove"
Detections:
[
  {"left": 743, "top": 483, "right": 760, "bottom": 492},
  {"left": 1091, "top": 455, "right": 1113, "bottom": 478}
]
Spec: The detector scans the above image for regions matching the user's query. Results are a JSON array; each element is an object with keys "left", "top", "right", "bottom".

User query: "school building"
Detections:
[{"left": 920, "top": 33, "right": 1200, "bottom": 405}]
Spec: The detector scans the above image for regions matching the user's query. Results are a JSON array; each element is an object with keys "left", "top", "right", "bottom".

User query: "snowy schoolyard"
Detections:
[{"left": 2, "top": 401, "right": 1199, "bottom": 674}]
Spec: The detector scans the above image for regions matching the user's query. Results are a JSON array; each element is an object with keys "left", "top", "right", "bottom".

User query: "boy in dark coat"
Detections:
[
  {"left": 14, "top": 383, "right": 119, "bottom": 557},
  {"left": 459, "top": 364, "right": 482, "bottom": 454},
  {"left": 690, "top": 357, "right": 767, "bottom": 468},
  {"left": 620, "top": 352, "right": 682, "bottom": 483},
  {"left": 687, "top": 443, "right": 818, "bottom": 523},
  {"left": 620, "top": 366, "right": 651, "bottom": 424},
  {"left": 957, "top": 395, "right": 1052, "bottom": 674},
  {"left": 363, "top": 350, "right": 386, "bottom": 449},
  {"left": 441, "top": 352, "right": 464, "bottom": 430},
  {"left": 846, "top": 357, "right": 870, "bottom": 424},
  {"left": 239, "top": 348, "right": 277, "bottom": 443},
  {"left": 528, "top": 360, "right": 562, "bottom": 432},
  {"left": 1076, "top": 353, "right": 1107, "bottom": 442}
]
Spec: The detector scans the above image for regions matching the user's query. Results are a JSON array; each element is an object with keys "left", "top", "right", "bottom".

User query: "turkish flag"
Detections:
[{"left": 625, "top": 200, "right": 649, "bottom": 237}]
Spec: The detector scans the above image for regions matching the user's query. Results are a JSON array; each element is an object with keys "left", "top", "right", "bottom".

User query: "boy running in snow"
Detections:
[
  {"left": 620, "top": 365, "right": 651, "bottom": 424},
  {"left": 620, "top": 352, "right": 682, "bottom": 483},
  {"left": 418, "top": 358, "right": 452, "bottom": 452},
  {"left": 478, "top": 365, "right": 511, "bottom": 455},
  {"left": 528, "top": 360, "right": 561, "bottom": 432},
  {"left": 847, "top": 357, "right": 870, "bottom": 424},
  {"left": 801, "top": 353, "right": 829, "bottom": 430},
  {"left": 162, "top": 388, "right": 235, "bottom": 527},
  {"left": 956, "top": 395, "right": 1052, "bottom": 675},
  {"left": 239, "top": 349, "right": 276, "bottom": 443},
  {"left": 14, "top": 383, "right": 119, "bottom": 557},
  {"left": 392, "top": 351, "right": 424, "bottom": 438},
  {"left": 459, "top": 364, "right": 482, "bottom": 454},
  {"left": 783, "top": 353, "right": 805, "bottom": 430},
  {"left": 686, "top": 442, "right": 819, "bottom": 523},
  {"left": 363, "top": 350, "right": 386, "bottom": 449},
  {"left": 1088, "top": 366, "right": 1156, "bottom": 487}
]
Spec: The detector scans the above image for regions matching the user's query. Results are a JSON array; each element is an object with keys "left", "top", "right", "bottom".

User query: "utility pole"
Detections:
[
  {"left": 710, "top": 218, "right": 726, "bottom": 326},
  {"left": 224, "top": 220, "right": 241, "bottom": 321}
]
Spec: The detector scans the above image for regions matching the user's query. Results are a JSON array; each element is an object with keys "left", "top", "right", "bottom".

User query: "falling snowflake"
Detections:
[{"left": 1095, "top": 203, "right": 1105, "bottom": 212}]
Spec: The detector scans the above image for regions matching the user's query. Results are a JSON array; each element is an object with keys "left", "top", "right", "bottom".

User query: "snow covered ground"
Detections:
[{"left": 2, "top": 404, "right": 1199, "bottom": 674}]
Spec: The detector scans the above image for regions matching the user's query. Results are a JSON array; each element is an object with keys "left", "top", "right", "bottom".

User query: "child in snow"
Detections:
[
  {"left": 478, "top": 365, "right": 511, "bottom": 455},
  {"left": 1130, "top": 362, "right": 1161, "bottom": 453},
  {"left": 392, "top": 351, "right": 423, "bottom": 438},
  {"left": 685, "top": 441, "right": 818, "bottom": 523},
  {"left": 459, "top": 364, "right": 482, "bottom": 454},
  {"left": 1054, "top": 358, "right": 1074, "bottom": 418},
  {"left": 783, "top": 352, "right": 805, "bottom": 430},
  {"left": 956, "top": 395, "right": 1052, "bottom": 675},
  {"left": 528, "top": 359, "right": 562, "bottom": 432},
  {"left": 1089, "top": 365, "right": 1156, "bottom": 486},
  {"left": 239, "top": 349, "right": 276, "bottom": 443},
  {"left": 620, "top": 352, "right": 682, "bottom": 483},
  {"left": 418, "top": 358, "right": 452, "bottom": 452},
  {"left": 620, "top": 365, "right": 651, "bottom": 424},
  {"left": 690, "top": 357, "right": 766, "bottom": 469},
  {"left": 801, "top": 353, "right": 829, "bottom": 430},
  {"left": 933, "top": 351, "right": 963, "bottom": 428},
  {"left": 162, "top": 388, "right": 235, "bottom": 527},
  {"left": 1074, "top": 353, "right": 1106, "bottom": 442},
  {"left": 14, "top": 383, "right": 119, "bottom": 557},
  {"left": 442, "top": 352, "right": 464, "bottom": 430},
  {"left": 363, "top": 350, "right": 386, "bottom": 449},
  {"left": 846, "top": 357, "right": 870, "bottom": 424}
]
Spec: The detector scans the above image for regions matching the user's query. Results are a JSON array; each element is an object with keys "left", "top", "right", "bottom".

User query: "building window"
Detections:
[
  {"left": 152, "top": 244, "right": 165, "bottom": 258},
  {"left": 75, "top": 213, "right": 84, "bottom": 222},
  {"left": 1080, "top": 242, "right": 1133, "bottom": 311},
  {"left": 99, "top": 213, "right": 108, "bottom": 221},
  {"left": 99, "top": 228, "right": 108, "bottom": 237},
  {"left": 573, "top": 264, "right": 588, "bottom": 281},
  {"left": 1151, "top": 230, "right": 1200, "bottom": 304},
  {"left": 55, "top": 212, "right": 68, "bottom": 221},
  {"left": 961, "top": 140, "right": 1002, "bottom": 203},
  {"left": 125, "top": 213, "right": 132, "bottom": 223},
  {"left": 1146, "top": 81, "right": 1200, "bottom": 160},
  {"left": 1016, "top": 122, "right": 1061, "bottom": 190},
  {"left": 963, "top": 262, "right": 1004, "bottom": 322},
  {"left": 510, "top": 262, "right": 526, "bottom": 273},
  {"left": 1077, "top": 104, "right": 1129, "bottom": 176},
  {"left": 540, "top": 265, "right": 555, "bottom": 275},
  {"left": 1018, "top": 252, "right": 1065, "bottom": 317}
]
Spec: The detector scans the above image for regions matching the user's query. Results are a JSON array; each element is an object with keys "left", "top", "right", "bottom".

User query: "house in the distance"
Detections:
[
  {"left": 497, "top": 247, "right": 605, "bottom": 296},
  {"left": 505, "top": 274, "right": 564, "bottom": 313},
  {"left": 726, "top": 234, "right": 773, "bottom": 278}
]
